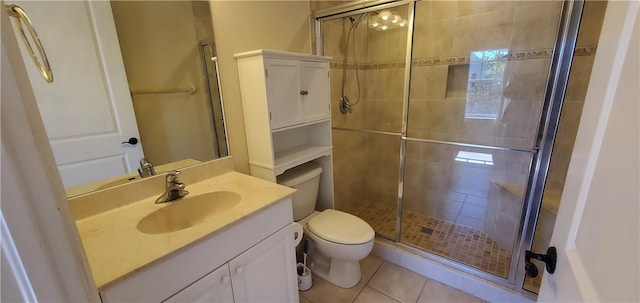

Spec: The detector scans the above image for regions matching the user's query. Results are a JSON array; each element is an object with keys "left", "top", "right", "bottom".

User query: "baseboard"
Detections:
[{"left": 372, "top": 239, "right": 536, "bottom": 303}]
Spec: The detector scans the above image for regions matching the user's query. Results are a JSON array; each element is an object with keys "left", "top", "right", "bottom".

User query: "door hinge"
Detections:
[
  {"left": 265, "top": 69, "right": 268, "bottom": 78},
  {"left": 269, "top": 112, "right": 272, "bottom": 120}
]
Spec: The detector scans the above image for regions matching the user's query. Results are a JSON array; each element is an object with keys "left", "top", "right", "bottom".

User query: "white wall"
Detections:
[{"left": 210, "top": 1, "right": 312, "bottom": 173}]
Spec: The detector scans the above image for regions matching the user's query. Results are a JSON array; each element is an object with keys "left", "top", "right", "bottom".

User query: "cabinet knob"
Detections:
[
  {"left": 221, "top": 275, "right": 230, "bottom": 284},
  {"left": 300, "top": 90, "right": 308, "bottom": 96},
  {"left": 235, "top": 267, "right": 243, "bottom": 275}
]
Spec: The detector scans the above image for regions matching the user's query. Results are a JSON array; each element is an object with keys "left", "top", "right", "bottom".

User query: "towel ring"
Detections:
[{"left": 6, "top": 4, "right": 53, "bottom": 83}]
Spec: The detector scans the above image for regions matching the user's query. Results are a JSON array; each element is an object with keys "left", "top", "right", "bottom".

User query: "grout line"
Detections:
[
  {"left": 363, "top": 258, "right": 384, "bottom": 285},
  {"left": 416, "top": 278, "right": 430, "bottom": 303},
  {"left": 350, "top": 284, "right": 365, "bottom": 303}
]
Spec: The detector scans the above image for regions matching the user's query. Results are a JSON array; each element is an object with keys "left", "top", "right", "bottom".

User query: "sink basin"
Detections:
[{"left": 137, "top": 191, "right": 241, "bottom": 234}]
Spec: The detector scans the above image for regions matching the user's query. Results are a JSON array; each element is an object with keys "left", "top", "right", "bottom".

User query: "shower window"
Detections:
[{"left": 465, "top": 49, "right": 508, "bottom": 120}]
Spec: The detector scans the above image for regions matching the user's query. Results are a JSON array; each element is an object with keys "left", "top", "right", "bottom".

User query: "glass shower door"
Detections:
[
  {"left": 402, "top": 0, "right": 563, "bottom": 279},
  {"left": 322, "top": 4, "right": 410, "bottom": 240}
]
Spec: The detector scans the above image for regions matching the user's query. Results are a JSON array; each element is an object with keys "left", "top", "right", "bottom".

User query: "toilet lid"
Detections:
[{"left": 307, "top": 209, "right": 374, "bottom": 245}]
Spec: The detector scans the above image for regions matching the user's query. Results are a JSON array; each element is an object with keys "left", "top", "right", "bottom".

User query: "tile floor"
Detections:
[
  {"left": 343, "top": 200, "right": 511, "bottom": 278},
  {"left": 298, "top": 254, "right": 487, "bottom": 303}
]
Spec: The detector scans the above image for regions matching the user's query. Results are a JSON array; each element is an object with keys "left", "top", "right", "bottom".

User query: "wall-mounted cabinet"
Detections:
[
  {"left": 235, "top": 50, "right": 334, "bottom": 210},
  {"left": 264, "top": 59, "right": 331, "bottom": 129}
]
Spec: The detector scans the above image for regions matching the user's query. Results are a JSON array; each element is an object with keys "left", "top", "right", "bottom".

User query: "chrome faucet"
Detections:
[
  {"left": 138, "top": 158, "right": 156, "bottom": 178},
  {"left": 155, "top": 170, "right": 189, "bottom": 203}
]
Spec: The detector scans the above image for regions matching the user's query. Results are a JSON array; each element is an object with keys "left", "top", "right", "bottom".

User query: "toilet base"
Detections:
[{"left": 309, "top": 249, "right": 361, "bottom": 288}]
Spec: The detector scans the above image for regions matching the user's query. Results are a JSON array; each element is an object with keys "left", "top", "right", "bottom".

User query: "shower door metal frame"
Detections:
[
  {"left": 314, "top": 0, "right": 585, "bottom": 295},
  {"left": 514, "top": 0, "right": 585, "bottom": 294}
]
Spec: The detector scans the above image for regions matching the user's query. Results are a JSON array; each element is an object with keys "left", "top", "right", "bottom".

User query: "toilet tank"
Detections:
[{"left": 277, "top": 162, "right": 323, "bottom": 221}]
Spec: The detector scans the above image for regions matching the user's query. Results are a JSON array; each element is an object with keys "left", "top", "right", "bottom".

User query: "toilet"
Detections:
[{"left": 278, "top": 162, "right": 374, "bottom": 289}]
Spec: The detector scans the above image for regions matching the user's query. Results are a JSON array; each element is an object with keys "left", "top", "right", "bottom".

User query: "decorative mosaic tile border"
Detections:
[
  {"left": 330, "top": 46, "right": 597, "bottom": 70},
  {"left": 574, "top": 45, "right": 597, "bottom": 56}
]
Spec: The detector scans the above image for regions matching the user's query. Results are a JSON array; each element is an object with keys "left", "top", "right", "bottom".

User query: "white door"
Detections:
[
  {"left": 301, "top": 61, "right": 331, "bottom": 123},
  {"left": 229, "top": 224, "right": 298, "bottom": 303},
  {"left": 265, "top": 58, "right": 304, "bottom": 129},
  {"left": 10, "top": 1, "right": 143, "bottom": 188},
  {"left": 538, "top": 2, "right": 639, "bottom": 302},
  {"left": 164, "top": 264, "right": 234, "bottom": 303}
]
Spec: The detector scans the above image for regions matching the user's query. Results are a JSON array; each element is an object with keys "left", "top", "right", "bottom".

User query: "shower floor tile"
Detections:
[
  {"left": 524, "top": 273, "right": 542, "bottom": 293},
  {"left": 343, "top": 200, "right": 511, "bottom": 278}
]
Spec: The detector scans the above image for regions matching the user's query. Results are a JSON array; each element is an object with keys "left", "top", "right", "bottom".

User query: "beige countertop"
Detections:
[{"left": 75, "top": 170, "right": 295, "bottom": 290}]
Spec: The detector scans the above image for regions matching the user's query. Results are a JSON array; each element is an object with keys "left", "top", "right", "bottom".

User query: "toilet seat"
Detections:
[{"left": 307, "top": 209, "right": 374, "bottom": 245}]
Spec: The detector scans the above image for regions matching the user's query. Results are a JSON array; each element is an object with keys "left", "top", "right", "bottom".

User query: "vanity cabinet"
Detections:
[
  {"left": 99, "top": 198, "right": 298, "bottom": 303},
  {"left": 165, "top": 264, "right": 234, "bottom": 303},
  {"left": 229, "top": 222, "right": 297, "bottom": 302},
  {"left": 235, "top": 50, "right": 335, "bottom": 211},
  {"left": 165, "top": 224, "right": 297, "bottom": 303}
]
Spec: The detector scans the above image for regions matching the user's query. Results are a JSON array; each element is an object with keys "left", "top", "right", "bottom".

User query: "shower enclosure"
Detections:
[{"left": 316, "top": 0, "right": 606, "bottom": 295}]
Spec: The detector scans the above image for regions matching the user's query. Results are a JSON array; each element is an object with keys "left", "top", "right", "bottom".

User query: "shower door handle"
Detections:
[{"left": 525, "top": 247, "right": 557, "bottom": 278}]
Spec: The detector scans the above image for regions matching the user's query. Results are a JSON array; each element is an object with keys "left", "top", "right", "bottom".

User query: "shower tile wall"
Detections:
[
  {"left": 309, "top": 0, "right": 356, "bottom": 12},
  {"left": 408, "top": 1, "right": 562, "bottom": 149},
  {"left": 326, "top": 7, "right": 409, "bottom": 238},
  {"left": 404, "top": 143, "right": 532, "bottom": 256},
  {"left": 404, "top": 1, "right": 564, "bottom": 259}
]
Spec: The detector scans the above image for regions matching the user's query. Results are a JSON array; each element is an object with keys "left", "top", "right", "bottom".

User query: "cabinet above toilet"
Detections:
[
  {"left": 235, "top": 50, "right": 335, "bottom": 211},
  {"left": 235, "top": 50, "right": 331, "bottom": 130}
]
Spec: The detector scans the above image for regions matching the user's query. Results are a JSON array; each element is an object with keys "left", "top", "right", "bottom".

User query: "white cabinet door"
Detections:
[
  {"left": 301, "top": 61, "right": 331, "bottom": 123},
  {"left": 11, "top": 1, "right": 144, "bottom": 187},
  {"left": 229, "top": 224, "right": 298, "bottom": 303},
  {"left": 164, "top": 264, "right": 234, "bottom": 303},
  {"left": 265, "top": 59, "right": 304, "bottom": 130}
]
